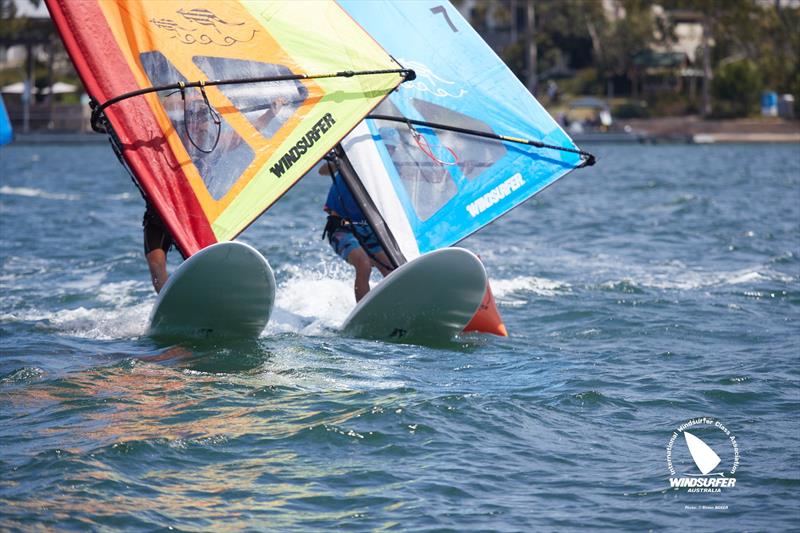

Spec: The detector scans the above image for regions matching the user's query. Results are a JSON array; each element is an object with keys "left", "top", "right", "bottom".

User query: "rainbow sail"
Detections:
[{"left": 46, "top": 0, "right": 408, "bottom": 256}]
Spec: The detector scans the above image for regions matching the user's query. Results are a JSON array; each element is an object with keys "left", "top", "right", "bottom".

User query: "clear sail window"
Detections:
[
  {"left": 192, "top": 56, "right": 307, "bottom": 140},
  {"left": 411, "top": 98, "right": 507, "bottom": 181},
  {"left": 139, "top": 51, "right": 254, "bottom": 201},
  {"left": 373, "top": 100, "right": 457, "bottom": 222}
]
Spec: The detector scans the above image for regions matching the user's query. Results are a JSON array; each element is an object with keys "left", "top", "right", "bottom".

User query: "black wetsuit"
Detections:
[{"left": 142, "top": 204, "right": 174, "bottom": 255}]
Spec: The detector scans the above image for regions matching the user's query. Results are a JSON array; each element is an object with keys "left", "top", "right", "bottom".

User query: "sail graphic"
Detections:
[
  {"left": 684, "top": 431, "right": 722, "bottom": 475},
  {"left": 46, "top": 0, "right": 408, "bottom": 257},
  {"left": 337, "top": 0, "right": 593, "bottom": 261}
]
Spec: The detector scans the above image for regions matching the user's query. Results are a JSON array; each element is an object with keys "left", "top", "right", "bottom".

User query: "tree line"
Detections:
[
  {"left": 460, "top": 0, "right": 799, "bottom": 117},
  {"left": 2, "top": 0, "right": 798, "bottom": 118}
]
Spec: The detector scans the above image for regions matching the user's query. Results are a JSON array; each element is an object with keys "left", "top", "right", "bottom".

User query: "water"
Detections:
[{"left": 1, "top": 141, "right": 798, "bottom": 530}]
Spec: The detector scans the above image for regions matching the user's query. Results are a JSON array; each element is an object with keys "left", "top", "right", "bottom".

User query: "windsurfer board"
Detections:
[
  {"left": 148, "top": 241, "right": 275, "bottom": 339},
  {"left": 341, "top": 247, "right": 487, "bottom": 343}
]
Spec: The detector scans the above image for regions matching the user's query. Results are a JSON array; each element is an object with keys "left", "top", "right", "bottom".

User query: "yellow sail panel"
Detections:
[
  {"left": 213, "top": 0, "right": 405, "bottom": 240},
  {"left": 96, "top": 0, "right": 404, "bottom": 243}
]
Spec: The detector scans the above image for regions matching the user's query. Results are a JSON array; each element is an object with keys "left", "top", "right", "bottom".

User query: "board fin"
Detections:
[{"left": 463, "top": 280, "right": 507, "bottom": 337}]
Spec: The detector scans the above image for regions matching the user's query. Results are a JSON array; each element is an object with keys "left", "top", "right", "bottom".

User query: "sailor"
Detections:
[
  {"left": 321, "top": 150, "right": 393, "bottom": 302},
  {"left": 143, "top": 204, "right": 174, "bottom": 294}
]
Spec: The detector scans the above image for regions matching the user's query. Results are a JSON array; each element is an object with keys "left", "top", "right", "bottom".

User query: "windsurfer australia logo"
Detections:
[{"left": 666, "top": 417, "right": 740, "bottom": 493}]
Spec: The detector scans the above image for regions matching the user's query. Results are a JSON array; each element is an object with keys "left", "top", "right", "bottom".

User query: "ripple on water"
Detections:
[
  {"left": 2, "top": 143, "right": 799, "bottom": 530},
  {"left": 0, "top": 366, "right": 45, "bottom": 384}
]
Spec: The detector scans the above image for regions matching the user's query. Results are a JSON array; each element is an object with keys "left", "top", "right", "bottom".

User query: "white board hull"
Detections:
[
  {"left": 147, "top": 241, "right": 275, "bottom": 340},
  {"left": 341, "top": 247, "right": 487, "bottom": 343}
]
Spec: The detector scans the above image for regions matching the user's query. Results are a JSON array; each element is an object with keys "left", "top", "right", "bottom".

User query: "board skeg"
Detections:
[
  {"left": 147, "top": 241, "right": 275, "bottom": 340},
  {"left": 341, "top": 247, "right": 487, "bottom": 344}
]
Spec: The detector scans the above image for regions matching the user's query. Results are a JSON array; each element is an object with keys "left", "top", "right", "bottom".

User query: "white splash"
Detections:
[
  {"left": 4, "top": 301, "right": 151, "bottom": 340},
  {"left": 633, "top": 266, "right": 772, "bottom": 290},
  {"left": 96, "top": 280, "right": 145, "bottom": 307},
  {"left": 106, "top": 192, "right": 136, "bottom": 201},
  {"left": 45, "top": 303, "right": 152, "bottom": 339},
  {"left": 0, "top": 186, "right": 80, "bottom": 201},
  {"left": 2, "top": 276, "right": 153, "bottom": 340},
  {"left": 265, "top": 263, "right": 358, "bottom": 335},
  {"left": 561, "top": 252, "right": 792, "bottom": 291},
  {"left": 491, "top": 275, "right": 571, "bottom": 300}
]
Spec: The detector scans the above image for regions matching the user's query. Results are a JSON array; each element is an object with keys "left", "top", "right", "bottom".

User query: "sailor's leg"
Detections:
[
  {"left": 146, "top": 249, "right": 169, "bottom": 294},
  {"left": 371, "top": 251, "right": 393, "bottom": 277},
  {"left": 329, "top": 228, "right": 374, "bottom": 302},
  {"left": 143, "top": 209, "right": 173, "bottom": 294},
  {"left": 353, "top": 225, "right": 393, "bottom": 278},
  {"left": 346, "top": 247, "right": 373, "bottom": 302}
]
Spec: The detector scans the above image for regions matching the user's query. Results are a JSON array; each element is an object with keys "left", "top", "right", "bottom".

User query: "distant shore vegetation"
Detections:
[
  {"left": 456, "top": 0, "right": 799, "bottom": 119},
  {"left": 1, "top": 0, "right": 798, "bottom": 120}
]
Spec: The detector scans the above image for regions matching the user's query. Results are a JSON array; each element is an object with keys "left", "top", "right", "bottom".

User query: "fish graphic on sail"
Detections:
[
  {"left": 684, "top": 431, "right": 722, "bottom": 475},
  {"left": 335, "top": 1, "right": 595, "bottom": 336},
  {"left": 46, "top": 0, "right": 411, "bottom": 258}
]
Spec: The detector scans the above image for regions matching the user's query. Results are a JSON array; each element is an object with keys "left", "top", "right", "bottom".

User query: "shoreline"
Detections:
[
  {"left": 622, "top": 116, "right": 800, "bottom": 143},
  {"left": 6, "top": 116, "right": 800, "bottom": 145}
]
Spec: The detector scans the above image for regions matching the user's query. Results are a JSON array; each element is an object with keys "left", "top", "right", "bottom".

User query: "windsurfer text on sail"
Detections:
[{"left": 269, "top": 113, "right": 337, "bottom": 178}]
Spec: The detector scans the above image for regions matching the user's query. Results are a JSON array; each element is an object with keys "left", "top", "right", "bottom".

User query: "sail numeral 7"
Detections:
[{"left": 430, "top": 5, "right": 458, "bottom": 32}]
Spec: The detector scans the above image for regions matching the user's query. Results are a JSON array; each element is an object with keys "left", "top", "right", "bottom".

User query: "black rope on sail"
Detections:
[
  {"left": 367, "top": 114, "right": 597, "bottom": 168},
  {"left": 88, "top": 103, "right": 143, "bottom": 198},
  {"left": 177, "top": 81, "right": 222, "bottom": 154},
  {"left": 88, "top": 102, "right": 190, "bottom": 257},
  {"left": 90, "top": 68, "right": 416, "bottom": 134}
]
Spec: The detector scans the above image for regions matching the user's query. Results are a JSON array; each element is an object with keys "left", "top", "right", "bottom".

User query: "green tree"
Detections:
[
  {"left": 711, "top": 59, "right": 762, "bottom": 117},
  {"left": 663, "top": 0, "right": 799, "bottom": 114}
]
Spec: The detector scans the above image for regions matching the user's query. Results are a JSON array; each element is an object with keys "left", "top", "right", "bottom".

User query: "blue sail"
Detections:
[
  {"left": 338, "top": 0, "right": 589, "bottom": 260},
  {"left": 0, "top": 94, "right": 12, "bottom": 145}
]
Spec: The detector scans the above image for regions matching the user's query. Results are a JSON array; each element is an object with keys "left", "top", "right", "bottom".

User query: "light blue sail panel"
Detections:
[
  {"left": 339, "top": 0, "right": 584, "bottom": 256},
  {"left": 0, "top": 95, "right": 12, "bottom": 146}
]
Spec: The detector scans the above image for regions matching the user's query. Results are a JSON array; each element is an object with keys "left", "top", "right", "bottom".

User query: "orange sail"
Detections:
[{"left": 46, "top": 0, "right": 408, "bottom": 257}]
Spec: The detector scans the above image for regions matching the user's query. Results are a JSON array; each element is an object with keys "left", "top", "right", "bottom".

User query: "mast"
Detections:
[{"left": 333, "top": 145, "right": 407, "bottom": 269}]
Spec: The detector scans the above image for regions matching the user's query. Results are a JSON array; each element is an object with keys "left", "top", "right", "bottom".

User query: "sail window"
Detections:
[
  {"left": 371, "top": 100, "right": 456, "bottom": 221},
  {"left": 193, "top": 56, "right": 308, "bottom": 140},
  {"left": 139, "top": 51, "right": 254, "bottom": 200},
  {"left": 411, "top": 99, "right": 506, "bottom": 181}
]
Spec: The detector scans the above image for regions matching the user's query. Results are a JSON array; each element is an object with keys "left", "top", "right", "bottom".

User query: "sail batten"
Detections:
[{"left": 91, "top": 67, "right": 415, "bottom": 132}]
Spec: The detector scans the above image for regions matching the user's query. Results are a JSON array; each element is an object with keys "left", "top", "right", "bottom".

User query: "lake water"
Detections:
[{"left": 1, "top": 141, "right": 798, "bottom": 530}]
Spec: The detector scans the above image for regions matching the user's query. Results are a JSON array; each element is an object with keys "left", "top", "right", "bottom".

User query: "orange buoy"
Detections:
[{"left": 463, "top": 280, "right": 508, "bottom": 336}]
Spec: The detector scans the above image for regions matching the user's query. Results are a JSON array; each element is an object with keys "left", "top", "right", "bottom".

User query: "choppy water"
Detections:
[{"left": 1, "top": 141, "right": 798, "bottom": 531}]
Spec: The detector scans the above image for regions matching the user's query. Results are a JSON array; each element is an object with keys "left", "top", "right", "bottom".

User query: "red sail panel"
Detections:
[{"left": 47, "top": 0, "right": 223, "bottom": 256}]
